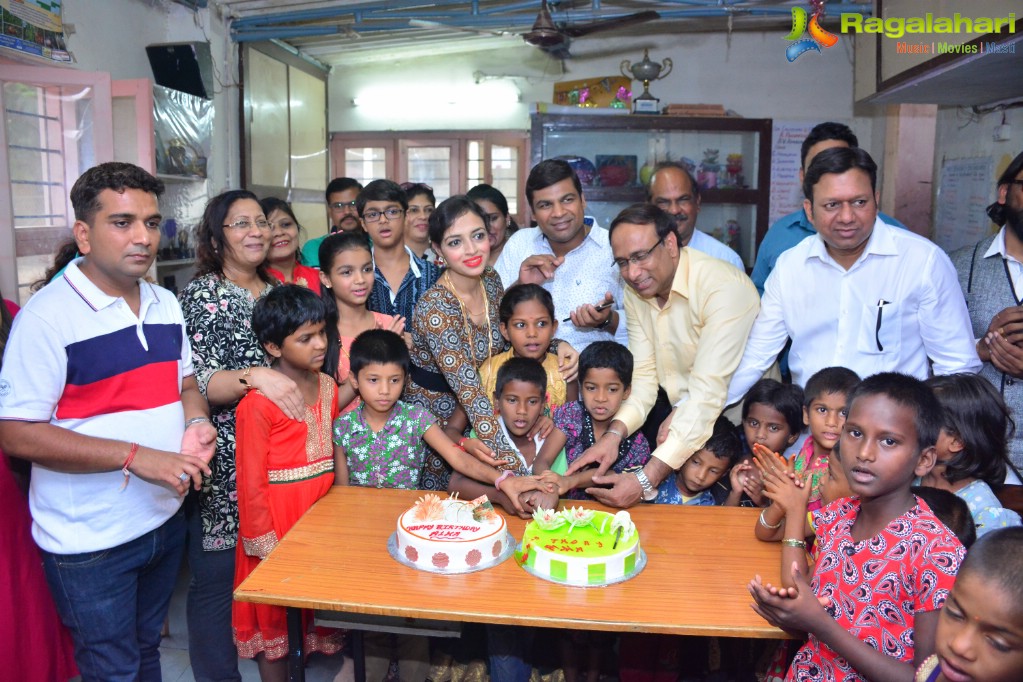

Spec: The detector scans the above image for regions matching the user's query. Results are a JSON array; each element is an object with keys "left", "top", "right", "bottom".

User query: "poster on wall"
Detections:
[
  {"left": 1, "top": 0, "right": 72, "bottom": 63},
  {"left": 769, "top": 121, "right": 816, "bottom": 226},
  {"left": 933, "top": 157, "right": 994, "bottom": 254}
]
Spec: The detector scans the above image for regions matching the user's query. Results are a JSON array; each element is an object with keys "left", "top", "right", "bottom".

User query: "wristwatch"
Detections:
[{"left": 625, "top": 465, "right": 658, "bottom": 502}]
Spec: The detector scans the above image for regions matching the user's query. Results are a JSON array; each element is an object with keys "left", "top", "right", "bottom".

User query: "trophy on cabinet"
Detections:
[{"left": 620, "top": 50, "right": 672, "bottom": 114}]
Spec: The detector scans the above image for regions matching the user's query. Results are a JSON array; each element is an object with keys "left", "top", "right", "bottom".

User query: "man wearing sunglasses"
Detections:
[
  {"left": 300, "top": 176, "right": 364, "bottom": 267},
  {"left": 564, "top": 202, "right": 759, "bottom": 508}
]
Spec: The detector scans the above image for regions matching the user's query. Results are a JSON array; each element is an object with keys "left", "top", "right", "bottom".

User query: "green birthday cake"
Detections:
[{"left": 518, "top": 507, "right": 642, "bottom": 586}]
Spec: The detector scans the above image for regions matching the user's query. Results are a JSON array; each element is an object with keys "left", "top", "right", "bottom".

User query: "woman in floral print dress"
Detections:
[
  {"left": 179, "top": 190, "right": 309, "bottom": 681},
  {"left": 405, "top": 196, "right": 578, "bottom": 491}
]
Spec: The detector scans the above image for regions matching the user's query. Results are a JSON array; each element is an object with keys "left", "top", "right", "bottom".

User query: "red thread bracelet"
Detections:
[{"left": 121, "top": 442, "right": 140, "bottom": 490}]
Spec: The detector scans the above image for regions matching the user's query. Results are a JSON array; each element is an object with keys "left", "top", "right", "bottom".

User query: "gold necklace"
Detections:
[{"left": 444, "top": 271, "right": 492, "bottom": 362}]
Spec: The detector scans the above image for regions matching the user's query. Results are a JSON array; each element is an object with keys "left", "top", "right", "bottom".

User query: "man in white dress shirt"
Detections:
[
  {"left": 494, "top": 159, "right": 627, "bottom": 352},
  {"left": 726, "top": 146, "right": 980, "bottom": 404},
  {"left": 648, "top": 161, "right": 745, "bottom": 270}
]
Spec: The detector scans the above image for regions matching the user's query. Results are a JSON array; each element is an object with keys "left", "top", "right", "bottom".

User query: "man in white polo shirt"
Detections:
[
  {"left": 0, "top": 162, "right": 215, "bottom": 681},
  {"left": 494, "top": 158, "right": 627, "bottom": 352}
]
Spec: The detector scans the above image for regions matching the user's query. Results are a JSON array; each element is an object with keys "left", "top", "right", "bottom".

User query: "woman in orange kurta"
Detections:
[{"left": 232, "top": 373, "right": 343, "bottom": 663}]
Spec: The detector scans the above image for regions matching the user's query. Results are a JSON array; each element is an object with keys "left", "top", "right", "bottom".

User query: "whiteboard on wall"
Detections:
[
  {"left": 933, "top": 157, "right": 995, "bottom": 253},
  {"left": 769, "top": 121, "right": 816, "bottom": 226}
]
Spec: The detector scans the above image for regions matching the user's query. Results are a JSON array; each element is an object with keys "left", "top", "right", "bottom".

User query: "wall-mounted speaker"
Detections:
[{"left": 146, "top": 42, "right": 214, "bottom": 100}]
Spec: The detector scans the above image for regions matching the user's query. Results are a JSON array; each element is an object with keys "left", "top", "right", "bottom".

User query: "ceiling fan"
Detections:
[{"left": 410, "top": 1, "right": 660, "bottom": 59}]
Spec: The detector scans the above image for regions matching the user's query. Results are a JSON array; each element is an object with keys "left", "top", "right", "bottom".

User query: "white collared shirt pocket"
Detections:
[{"left": 856, "top": 299, "right": 901, "bottom": 356}]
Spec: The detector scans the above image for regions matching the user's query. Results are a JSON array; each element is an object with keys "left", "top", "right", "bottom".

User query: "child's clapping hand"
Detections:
[
  {"left": 751, "top": 442, "right": 794, "bottom": 477},
  {"left": 759, "top": 460, "right": 811, "bottom": 518},
  {"left": 749, "top": 562, "right": 831, "bottom": 634},
  {"left": 731, "top": 459, "right": 766, "bottom": 506}
]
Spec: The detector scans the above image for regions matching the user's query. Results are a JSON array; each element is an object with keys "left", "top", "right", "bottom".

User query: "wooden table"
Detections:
[{"left": 235, "top": 487, "right": 789, "bottom": 681}]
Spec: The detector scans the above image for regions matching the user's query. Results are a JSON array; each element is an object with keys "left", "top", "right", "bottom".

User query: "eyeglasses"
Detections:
[
  {"left": 330, "top": 200, "right": 357, "bottom": 210},
  {"left": 362, "top": 207, "right": 405, "bottom": 223},
  {"left": 223, "top": 218, "right": 270, "bottom": 231},
  {"left": 400, "top": 182, "right": 433, "bottom": 193},
  {"left": 613, "top": 237, "right": 664, "bottom": 270}
]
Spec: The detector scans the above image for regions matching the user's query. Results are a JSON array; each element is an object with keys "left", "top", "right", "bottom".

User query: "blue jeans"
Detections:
[
  {"left": 185, "top": 498, "right": 241, "bottom": 682},
  {"left": 41, "top": 508, "right": 185, "bottom": 682}
]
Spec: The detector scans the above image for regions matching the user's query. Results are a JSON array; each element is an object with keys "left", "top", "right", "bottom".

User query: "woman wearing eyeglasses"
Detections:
[
  {"left": 467, "top": 183, "right": 518, "bottom": 268},
  {"left": 261, "top": 197, "right": 322, "bottom": 295},
  {"left": 401, "top": 182, "right": 440, "bottom": 266},
  {"left": 179, "top": 190, "right": 315, "bottom": 680}
]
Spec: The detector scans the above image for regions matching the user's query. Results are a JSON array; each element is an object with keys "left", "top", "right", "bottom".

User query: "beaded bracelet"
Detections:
[{"left": 758, "top": 508, "right": 783, "bottom": 530}]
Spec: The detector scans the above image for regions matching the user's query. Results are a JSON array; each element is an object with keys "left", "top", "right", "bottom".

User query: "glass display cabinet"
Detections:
[{"left": 530, "top": 113, "right": 772, "bottom": 269}]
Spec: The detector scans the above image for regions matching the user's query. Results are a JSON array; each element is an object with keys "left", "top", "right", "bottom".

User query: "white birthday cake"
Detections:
[
  {"left": 518, "top": 507, "right": 642, "bottom": 586},
  {"left": 394, "top": 494, "right": 510, "bottom": 572}
]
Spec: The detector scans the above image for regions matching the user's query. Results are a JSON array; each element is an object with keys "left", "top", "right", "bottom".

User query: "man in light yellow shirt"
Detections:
[{"left": 566, "top": 203, "right": 760, "bottom": 507}]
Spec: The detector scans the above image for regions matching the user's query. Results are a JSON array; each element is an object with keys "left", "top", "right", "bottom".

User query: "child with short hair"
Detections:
[
  {"left": 549, "top": 341, "right": 650, "bottom": 500},
  {"left": 755, "top": 440, "right": 856, "bottom": 682},
  {"left": 742, "top": 378, "right": 804, "bottom": 456},
  {"left": 451, "top": 357, "right": 565, "bottom": 515},
  {"left": 232, "top": 285, "right": 347, "bottom": 681},
  {"left": 721, "top": 379, "right": 803, "bottom": 506},
  {"left": 478, "top": 284, "right": 576, "bottom": 412},
  {"left": 332, "top": 330, "right": 542, "bottom": 501},
  {"left": 794, "top": 367, "right": 860, "bottom": 512},
  {"left": 915, "top": 527, "right": 1023, "bottom": 682},
  {"left": 451, "top": 357, "right": 566, "bottom": 682},
  {"left": 332, "top": 330, "right": 545, "bottom": 682},
  {"left": 655, "top": 415, "right": 744, "bottom": 505},
  {"left": 921, "top": 373, "right": 1022, "bottom": 537},
  {"left": 751, "top": 373, "right": 966, "bottom": 681}
]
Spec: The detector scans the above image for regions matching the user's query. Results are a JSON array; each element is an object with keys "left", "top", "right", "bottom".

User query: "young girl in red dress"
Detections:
[{"left": 232, "top": 285, "right": 348, "bottom": 681}]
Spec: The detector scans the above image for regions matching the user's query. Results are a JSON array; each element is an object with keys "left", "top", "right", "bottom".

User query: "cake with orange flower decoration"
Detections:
[
  {"left": 517, "top": 507, "right": 643, "bottom": 586},
  {"left": 393, "top": 493, "right": 511, "bottom": 572}
]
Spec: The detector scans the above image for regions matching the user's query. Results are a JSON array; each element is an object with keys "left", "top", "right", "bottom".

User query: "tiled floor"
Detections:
[{"left": 160, "top": 565, "right": 344, "bottom": 682}]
